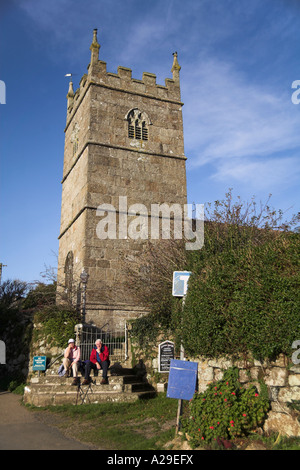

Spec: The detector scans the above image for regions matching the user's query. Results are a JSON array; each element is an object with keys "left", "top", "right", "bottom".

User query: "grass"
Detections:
[
  {"left": 23, "top": 393, "right": 300, "bottom": 451},
  {"left": 26, "top": 393, "right": 184, "bottom": 450}
]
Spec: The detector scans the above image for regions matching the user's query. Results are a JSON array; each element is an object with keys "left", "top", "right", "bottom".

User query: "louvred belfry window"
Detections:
[{"left": 127, "top": 109, "right": 150, "bottom": 141}]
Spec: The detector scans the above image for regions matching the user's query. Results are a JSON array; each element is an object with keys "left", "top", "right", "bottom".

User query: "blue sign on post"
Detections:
[
  {"left": 32, "top": 356, "right": 47, "bottom": 371},
  {"left": 172, "top": 271, "right": 191, "bottom": 297},
  {"left": 167, "top": 359, "right": 198, "bottom": 401}
]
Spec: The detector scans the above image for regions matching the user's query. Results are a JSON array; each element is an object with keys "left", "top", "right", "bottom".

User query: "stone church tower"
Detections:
[{"left": 57, "top": 30, "right": 187, "bottom": 329}]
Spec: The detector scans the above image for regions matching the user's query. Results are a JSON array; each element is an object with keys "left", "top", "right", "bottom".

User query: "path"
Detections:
[{"left": 0, "top": 391, "right": 96, "bottom": 450}]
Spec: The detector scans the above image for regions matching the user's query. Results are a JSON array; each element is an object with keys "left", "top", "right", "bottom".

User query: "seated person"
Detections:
[
  {"left": 82, "top": 339, "right": 110, "bottom": 385},
  {"left": 63, "top": 338, "right": 81, "bottom": 385}
]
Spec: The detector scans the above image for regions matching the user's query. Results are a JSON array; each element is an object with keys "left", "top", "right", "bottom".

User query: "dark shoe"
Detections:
[
  {"left": 101, "top": 378, "right": 108, "bottom": 384},
  {"left": 82, "top": 379, "right": 90, "bottom": 385},
  {"left": 72, "top": 377, "right": 79, "bottom": 386}
]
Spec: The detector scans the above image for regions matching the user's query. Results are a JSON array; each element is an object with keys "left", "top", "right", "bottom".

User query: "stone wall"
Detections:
[
  {"left": 192, "top": 355, "right": 300, "bottom": 437},
  {"left": 138, "top": 340, "right": 300, "bottom": 437}
]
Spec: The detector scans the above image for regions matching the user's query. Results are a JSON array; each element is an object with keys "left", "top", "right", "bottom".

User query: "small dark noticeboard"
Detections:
[
  {"left": 158, "top": 340, "right": 175, "bottom": 373},
  {"left": 167, "top": 359, "right": 198, "bottom": 401}
]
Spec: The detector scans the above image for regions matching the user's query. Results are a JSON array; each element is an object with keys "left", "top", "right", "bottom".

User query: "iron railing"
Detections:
[{"left": 74, "top": 322, "right": 128, "bottom": 363}]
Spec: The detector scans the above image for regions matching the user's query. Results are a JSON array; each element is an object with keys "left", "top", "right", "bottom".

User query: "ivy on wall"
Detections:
[{"left": 129, "top": 191, "right": 300, "bottom": 362}]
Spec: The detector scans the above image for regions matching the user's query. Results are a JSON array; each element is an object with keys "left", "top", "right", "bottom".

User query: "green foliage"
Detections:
[
  {"left": 0, "top": 279, "right": 28, "bottom": 309},
  {"left": 23, "top": 282, "right": 56, "bottom": 309},
  {"left": 181, "top": 367, "right": 270, "bottom": 447},
  {"left": 182, "top": 225, "right": 300, "bottom": 361},
  {"left": 34, "top": 304, "right": 80, "bottom": 348},
  {"left": 129, "top": 313, "right": 161, "bottom": 348},
  {"left": 127, "top": 190, "right": 300, "bottom": 362}
]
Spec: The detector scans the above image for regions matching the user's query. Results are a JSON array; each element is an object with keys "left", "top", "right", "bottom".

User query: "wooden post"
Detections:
[{"left": 175, "top": 294, "right": 186, "bottom": 435}]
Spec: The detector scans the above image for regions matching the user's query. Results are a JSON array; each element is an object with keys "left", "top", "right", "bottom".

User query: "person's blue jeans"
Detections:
[{"left": 85, "top": 360, "right": 109, "bottom": 380}]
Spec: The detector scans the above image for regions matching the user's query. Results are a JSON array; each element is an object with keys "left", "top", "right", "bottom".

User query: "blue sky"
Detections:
[{"left": 0, "top": 0, "right": 299, "bottom": 284}]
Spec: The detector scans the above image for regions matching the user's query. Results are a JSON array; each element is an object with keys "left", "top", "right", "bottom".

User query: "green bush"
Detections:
[
  {"left": 23, "top": 282, "right": 56, "bottom": 309},
  {"left": 34, "top": 304, "right": 80, "bottom": 348},
  {"left": 182, "top": 367, "right": 270, "bottom": 447},
  {"left": 182, "top": 228, "right": 300, "bottom": 361}
]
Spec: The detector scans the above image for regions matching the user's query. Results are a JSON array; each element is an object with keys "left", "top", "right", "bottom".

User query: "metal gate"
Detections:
[{"left": 74, "top": 323, "right": 128, "bottom": 363}]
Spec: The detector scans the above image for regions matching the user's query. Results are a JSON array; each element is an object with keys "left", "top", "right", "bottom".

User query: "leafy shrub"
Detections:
[
  {"left": 0, "top": 279, "right": 28, "bottom": 309},
  {"left": 23, "top": 282, "right": 56, "bottom": 309},
  {"left": 181, "top": 367, "right": 270, "bottom": 447},
  {"left": 34, "top": 304, "right": 80, "bottom": 348},
  {"left": 182, "top": 227, "right": 300, "bottom": 361}
]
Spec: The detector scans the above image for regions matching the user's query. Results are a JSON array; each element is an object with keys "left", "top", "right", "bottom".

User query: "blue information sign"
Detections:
[
  {"left": 32, "top": 356, "right": 47, "bottom": 371},
  {"left": 172, "top": 271, "right": 191, "bottom": 297},
  {"left": 166, "top": 359, "right": 198, "bottom": 401}
]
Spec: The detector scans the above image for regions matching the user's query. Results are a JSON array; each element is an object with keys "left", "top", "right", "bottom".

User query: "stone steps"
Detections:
[{"left": 23, "top": 368, "right": 156, "bottom": 406}]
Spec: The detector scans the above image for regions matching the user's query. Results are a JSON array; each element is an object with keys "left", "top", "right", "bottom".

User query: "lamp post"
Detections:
[{"left": 80, "top": 270, "right": 89, "bottom": 324}]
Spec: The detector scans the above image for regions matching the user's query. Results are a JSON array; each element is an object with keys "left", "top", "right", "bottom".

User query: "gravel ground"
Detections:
[{"left": 0, "top": 391, "right": 97, "bottom": 450}]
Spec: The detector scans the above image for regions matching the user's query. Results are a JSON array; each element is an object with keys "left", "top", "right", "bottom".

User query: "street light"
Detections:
[{"left": 80, "top": 270, "right": 89, "bottom": 324}]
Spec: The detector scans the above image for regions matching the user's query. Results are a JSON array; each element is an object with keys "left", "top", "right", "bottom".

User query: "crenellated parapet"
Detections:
[{"left": 66, "top": 29, "right": 182, "bottom": 126}]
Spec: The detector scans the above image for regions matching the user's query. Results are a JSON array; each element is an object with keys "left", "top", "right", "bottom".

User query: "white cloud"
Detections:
[
  {"left": 211, "top": 155, "right": 300, "bottom": 192},
  {"left": 182, "top": 56, "right": 300, "bottom": 192}
]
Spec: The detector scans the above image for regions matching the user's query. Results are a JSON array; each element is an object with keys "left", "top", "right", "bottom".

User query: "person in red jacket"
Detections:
[{"left": 82, "top": 339, "right": 110, "bottom": 384}]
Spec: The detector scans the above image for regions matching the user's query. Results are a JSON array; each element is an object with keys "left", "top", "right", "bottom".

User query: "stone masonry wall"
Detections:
[
  {"left": 57, "top": 31, "right": 188, "bottom": 329},
  {"left": 143, "top": 343, "right": 300, "bottom": 437}
]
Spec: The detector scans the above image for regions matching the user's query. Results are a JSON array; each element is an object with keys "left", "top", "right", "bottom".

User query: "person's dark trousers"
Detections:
[{"left": 85, "top": 360, "right": 109, "bottom": 380}]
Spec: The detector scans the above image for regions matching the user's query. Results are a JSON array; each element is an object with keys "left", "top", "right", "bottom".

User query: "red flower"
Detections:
[
  {"left": 224, "top": 398, "right": 227, "bottom": 402},
  {"left": 255, "top": 393, "right": 259, "bottom": 397},
  {"left": 243, "top": 413, "right": 247, "bottom": 417},
  {"left": 231, "top": 392, "right": 235, "bottom": 395}
]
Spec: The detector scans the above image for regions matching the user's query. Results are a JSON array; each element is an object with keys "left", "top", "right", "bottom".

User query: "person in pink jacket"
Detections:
[{"left": 63, "top": 338, "right": 81, "bottom": 385}]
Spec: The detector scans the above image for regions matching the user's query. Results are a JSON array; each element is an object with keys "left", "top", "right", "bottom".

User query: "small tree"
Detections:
[
  {"left": 124, "top": 238, "right": 188, "bottom": 347},
  {"left": 0, "top": 279, "right": 29, "bottom": 309}
]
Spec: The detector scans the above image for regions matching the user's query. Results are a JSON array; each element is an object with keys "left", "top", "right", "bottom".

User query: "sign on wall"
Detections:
[
  {"left": 172, "top": 271, "right": 191, "bottom": 297},
  {"left": 158, "top": 340, "right": 175, "bottom": 373}
]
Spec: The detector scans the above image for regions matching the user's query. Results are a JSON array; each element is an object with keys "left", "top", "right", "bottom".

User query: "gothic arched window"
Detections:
[
  {"left": 126, "top": 109, "right": 151, "bottom": 141},
  {"left": 64, "top": 251, "right": 74, "bottom": 302}
]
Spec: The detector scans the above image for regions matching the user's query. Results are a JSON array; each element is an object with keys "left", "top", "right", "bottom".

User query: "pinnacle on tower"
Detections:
[
  {"left": 90, "top": 28, "right": 100, "bottom": 65},
  {"left": 66, "top": 80, "right": 74, "bottom": 108},
  {"left": 171, "top": 51, "right": 181, "bottom": 82}
]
